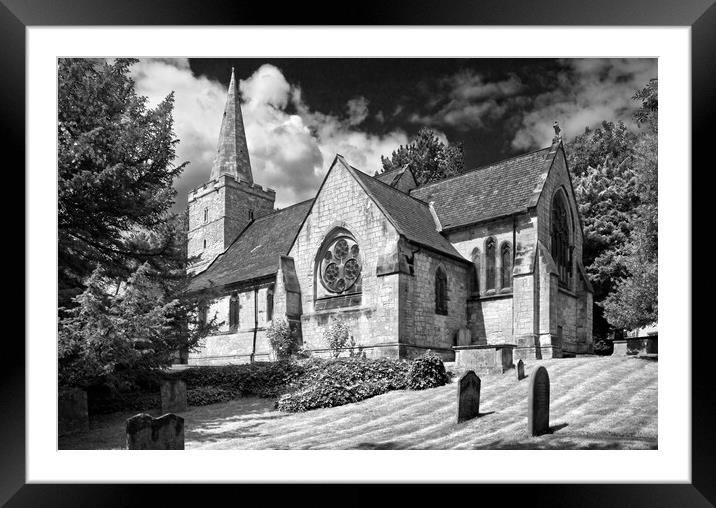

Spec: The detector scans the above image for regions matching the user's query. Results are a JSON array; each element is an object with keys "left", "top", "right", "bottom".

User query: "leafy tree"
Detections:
[
  {"left": 57, "top": 58, "right": 214, "bottom": 388},
  {"left": 568, "top": 121, "right": 640, "bottom": 337},
  {"left": 58, "top": 58, "right": 187, "bottom": 308},
  {"left": 602, "top": 80, "right": 658, "bottom": 330},
  {"left": 379, "top": 127, "right": 465, "bottom": 185},
  {"left": 58, "top": 263, "right": 218, "bottom": 390},
  {"left": 568, "top": 79, "right": 658, "bottom": 336}
]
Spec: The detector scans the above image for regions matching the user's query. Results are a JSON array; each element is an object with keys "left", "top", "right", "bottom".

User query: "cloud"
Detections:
[
  {"left": 131, "top": 61, "right": 409, "bottom": 210},
  {"left": 346, "top": 96, "right": 369, "bottom": 126},
  {"left": 510, "top": 59, "right": 657, "bottom": 149},
  {"left": 410, "top": 70, "right": 524, "bottom": 130}
]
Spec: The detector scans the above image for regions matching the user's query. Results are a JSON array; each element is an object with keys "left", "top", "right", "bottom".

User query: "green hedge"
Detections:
[
  {"left": 89, "top": 354, "right": 450, "bottom": 415},
  {"left": 276, "top": 357, "right": 413, "bottom": 412}
]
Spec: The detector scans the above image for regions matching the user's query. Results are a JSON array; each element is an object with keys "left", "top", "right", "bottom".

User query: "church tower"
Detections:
[{"left": 187, "top": 68, "right": 276, "bottom": 274}]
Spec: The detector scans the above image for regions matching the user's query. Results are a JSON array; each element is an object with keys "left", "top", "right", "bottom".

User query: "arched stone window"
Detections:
[
  {"left": 551, "top": 190, "right": 572, "bottom": 285},
  {"left": 485, "top": 237, "right": 496, "bottom": 291},
  {"left": 501, "top": 242, "right": 512, "bottom": 289},
  {"left": 266, "top": 285, "right": 274, "bottom": 322},
  {"left": 470, "top": 247, "right": 480, "bottom": 295},
  {"left": 317, "top": 230, "right": 362, "bottom": 297},
  {"left": 229, "top": 292, "right": 240, "bottom": 330},
  {"left": 435, "top": 267, "right": 448, "bottom": 315}
]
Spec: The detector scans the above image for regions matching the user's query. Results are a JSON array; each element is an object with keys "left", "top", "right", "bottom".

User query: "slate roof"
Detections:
[
  {"left": 410, "top": 146, "right": 556, "bottom": 229},
  {"left": 375, "top": 166, "right": 407, "bottom": 186},
  {"left": 343, "top": 159, "right": 465, "bottom": 261},
  {"left": 188, "top": 199, "right": 313, "bottom": 292}
]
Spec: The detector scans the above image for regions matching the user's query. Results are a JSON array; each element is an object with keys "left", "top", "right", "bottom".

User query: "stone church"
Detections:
[{"left": 185, "top": 70, "right": 593, "bottom": 366}]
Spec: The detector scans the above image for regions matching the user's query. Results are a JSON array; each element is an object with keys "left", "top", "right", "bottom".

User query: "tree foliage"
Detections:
[
  {"left": 57, "top": 58, "right": 214, "bottom": 388},
  {"left": 58, "top": 264, "right": 218, "bottom": 390},
  {"left": 58, "top": 58, "right": 187, "bottom": 308},
  {"left": 379, "top": 127, "right": 465, "bottom": 185},
  {"left": 568, "top": 79, "right": 658, "bottom": 335},
  {"left": 602, "top": 80, "right": 658, "bottom": 330}
]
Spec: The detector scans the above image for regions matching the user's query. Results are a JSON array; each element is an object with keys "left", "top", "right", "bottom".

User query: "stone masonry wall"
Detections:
[
  {"left": 187, "top": 175, "right": 275, "bottom": 274},
  {"left": 288, "top": 161, "right": 402, "bottom": 357},
  {"left": 188, "top": 282, "right": 276, "bottom": 365},
  {"left": 535, "top": 145, "right": 592, "bottom": 352},
  {"left": 399, "top": 249, "right": 468, "bottom": 359},
  {"left": 446, "top": 212, "right": 536, "bottom": 346}
]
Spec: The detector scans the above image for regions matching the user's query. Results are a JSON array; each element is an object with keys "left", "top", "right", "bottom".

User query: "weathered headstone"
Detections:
[
  {"left": 517, "top": 359, "right": 525, "bottom": 380},
  {"left": 160, "top": 379, "right": 187, "bottom": 413},
  {"left": 456, "top": 328, "right": 471, "bottom": 347},
  {"left": 126, "top": 413, "right": 185, "bottom": 450},
  {"left": 528, "top": 366, "right": 550, "bottom": 436},
  {"left": 58, "top": 387, "right": 89, "bottom": 436},
  {"left": 456, "top": 370, "right": 481, "bottom": 423}
]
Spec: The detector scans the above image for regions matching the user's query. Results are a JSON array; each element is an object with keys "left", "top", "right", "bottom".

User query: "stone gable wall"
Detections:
[
  {"left": 535, "top": 146, "right": 592, "bottom": 352},
  {"left": 288, "top": 162, "right": 403, "bottom": 356}
]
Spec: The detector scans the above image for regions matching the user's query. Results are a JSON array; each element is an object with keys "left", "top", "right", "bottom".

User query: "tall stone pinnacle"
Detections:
[{"left": 210, "top": 68, "right": 253, "bottom": 183}]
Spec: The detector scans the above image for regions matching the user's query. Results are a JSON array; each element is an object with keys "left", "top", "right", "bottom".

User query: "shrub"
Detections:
[
  {"left": 267, "top": 317, "right": 300, "bottom": 360},
  {"left": 187, "top": 386, "right": 239, "bottom": 406},
  {"left": 167, "top": 361, "right": 307, "bottom": 398},
  {"left": 593, "top": 339, "right": 614, "bottom": 356},
  {"left": 406, "top": 350, "right": 448, "bottom": 390},
  {"left": 323, "top": 319, "right": 354, "bottom": 358},
  {"left": 276, "top": 357, "right": 411, "bottom": 412}
]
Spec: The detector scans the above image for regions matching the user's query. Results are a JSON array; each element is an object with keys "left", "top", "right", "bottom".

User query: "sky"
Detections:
[{"left": 128, "top": 58, "right": 657, "bottom": 212}]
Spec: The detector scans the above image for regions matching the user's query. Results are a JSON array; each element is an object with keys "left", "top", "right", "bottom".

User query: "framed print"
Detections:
[{"left": 5, "top": 0, "right": 711, "bottom": 504}]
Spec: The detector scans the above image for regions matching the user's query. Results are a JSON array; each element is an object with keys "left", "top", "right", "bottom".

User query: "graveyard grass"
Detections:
[{"left": 59, "top": 355, "right": 657, "bottom": 450}]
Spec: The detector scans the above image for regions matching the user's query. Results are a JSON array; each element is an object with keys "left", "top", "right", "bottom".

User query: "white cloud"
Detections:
[
  {"left": 131, "top": 61, "right": 409, "bottom": 210},
  {"left": 510, "top": 59, "right": 657, "bottom": 149}
]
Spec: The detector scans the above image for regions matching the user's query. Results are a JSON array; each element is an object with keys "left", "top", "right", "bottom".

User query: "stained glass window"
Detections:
[{"left": 319, "top": 237, "right": 362, "bottom": 294}]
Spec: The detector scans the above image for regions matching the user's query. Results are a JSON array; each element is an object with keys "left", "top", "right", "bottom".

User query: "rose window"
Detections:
[{"left": 320, "top": 237, "right": 362, "bottom": 293}]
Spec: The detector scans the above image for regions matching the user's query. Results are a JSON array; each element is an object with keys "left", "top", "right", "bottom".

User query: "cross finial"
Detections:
[{"left": 552, "top": 121, "right": 562, "bottom": 144}]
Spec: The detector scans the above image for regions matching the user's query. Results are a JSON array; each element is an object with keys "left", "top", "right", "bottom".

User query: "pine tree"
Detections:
[
  {"left": 58, "top": 58, "right": 187, "bottom": 308},
  {"left": 379, "top": 127, "right": 464, "bottom": 185}
]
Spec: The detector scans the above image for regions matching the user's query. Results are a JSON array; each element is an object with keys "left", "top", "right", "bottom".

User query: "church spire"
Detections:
[{"left": 210, "top": 67, "right": 253, "bottom": 183}]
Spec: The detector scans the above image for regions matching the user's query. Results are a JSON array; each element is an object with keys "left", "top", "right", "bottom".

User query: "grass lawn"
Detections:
[{"left": 59, "top": 355, "right": 657, "bottom": 450}]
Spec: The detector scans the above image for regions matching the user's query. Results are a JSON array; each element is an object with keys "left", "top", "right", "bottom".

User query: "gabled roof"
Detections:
[
  {"left": 410, "top": 145, "right": 558, "bottom": 229},
  {"left": 341, "top": 158, "right": 465, "bottom": 262},
  {"left": 188, "top": 199, "right": 313, "bottom": 292}
]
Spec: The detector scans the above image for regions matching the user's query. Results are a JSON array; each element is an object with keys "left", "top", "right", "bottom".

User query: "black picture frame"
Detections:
[{"left": 5, "top": 0, "right": 710, "bottom": 505}]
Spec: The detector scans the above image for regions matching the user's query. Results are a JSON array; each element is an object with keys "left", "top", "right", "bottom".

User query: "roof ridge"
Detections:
[
  {"left": 412, "top": 145, "right": 553, "bottom": 191},
  {"left": 351, "top": 164, "right": 431, "bottom": 207},
  {"left": 254, "top": 197, "right": 313, "bottom": 222}
]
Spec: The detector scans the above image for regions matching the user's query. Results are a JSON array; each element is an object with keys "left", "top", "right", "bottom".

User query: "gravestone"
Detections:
[
  {"left": 456, "top": 370, "right": 481, "bottom": 423},
  {"left": 58, "top": 387, "right": 89, "bottom": 435},
  {"left": 160, "top": 379, "right": 187, "bottom": 413},
  {"left": 456, "top": 328, "right": 471, "bottom": 347},
  {"left": 126, "top": 413, "right": 185, "bottom": 450},
  {"left": 528, "top": 366, "right": 550, "bottom": 436},
  {"left": 517, "top": 359, "right": 525, "bottom": 380}
]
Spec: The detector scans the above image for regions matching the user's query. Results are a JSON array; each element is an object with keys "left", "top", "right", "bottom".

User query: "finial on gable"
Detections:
[{"left": 552, "top": 121, "right": 562, "bottom": 144}]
